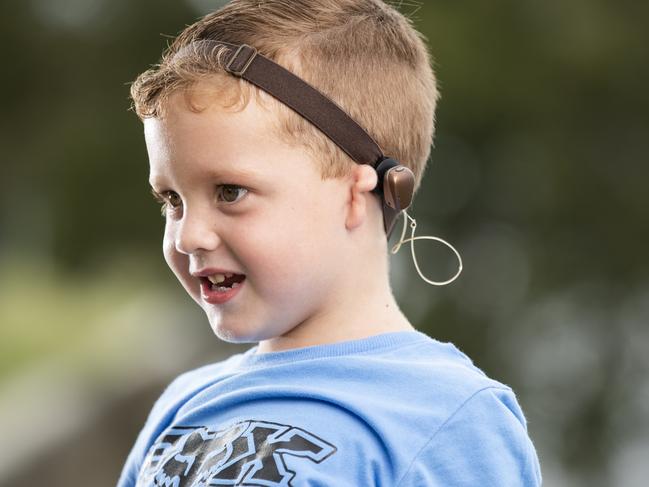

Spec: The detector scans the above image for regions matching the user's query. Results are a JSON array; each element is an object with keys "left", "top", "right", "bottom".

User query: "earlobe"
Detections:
[{"left": 345, "top": 165, "right": 378, "bottom": 231}]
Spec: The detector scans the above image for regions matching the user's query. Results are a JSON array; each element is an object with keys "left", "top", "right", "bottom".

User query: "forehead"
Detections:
[{"left": 145, "top": 88, "right": 308, "bottom": 185}]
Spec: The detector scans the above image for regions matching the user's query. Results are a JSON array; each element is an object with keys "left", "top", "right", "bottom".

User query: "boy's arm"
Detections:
[{"left": 396, "top": 387, "right": 542, "bottom": 487}]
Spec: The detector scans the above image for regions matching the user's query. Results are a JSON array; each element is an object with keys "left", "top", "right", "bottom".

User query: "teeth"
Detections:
[
  {"left": 207, "top": 273, "right": 233, "bottom": 284},
  {"left": 208, "top": 274, "right": 225, "bottom": 284},
  {"left": 209, "top": 281, "right": 242, "bottom": 293}
]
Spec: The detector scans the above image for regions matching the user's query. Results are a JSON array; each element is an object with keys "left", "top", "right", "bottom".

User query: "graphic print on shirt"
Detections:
[{"left": 137, "top": 419, "right": 337, "bottom": 486}]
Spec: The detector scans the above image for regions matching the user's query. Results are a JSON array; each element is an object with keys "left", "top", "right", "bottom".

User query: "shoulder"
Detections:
[
  {"left": 116, "top": 350, "right": 251, "bottom": 487},
  {"left": 156, "top": 348, "right": 252, "bottom": 407},
  {"left": 338, "top": 334, "right": 542, "bottom": 485},
  {"left": 395, "top": 385, "right": 543, "bottom": 486},
  {"left": 134, "top": 348, "right": 252, "bottom": 442},
  {"left": 349, "top": 334, "right": 512, "bottom": 416}
]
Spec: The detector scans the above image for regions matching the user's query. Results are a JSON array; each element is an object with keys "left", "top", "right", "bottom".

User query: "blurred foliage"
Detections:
[
  {"left": 1, "top": 1, "right": 648, "bottom": 486},
  {"left": 0, "top": 251, "right": 165, "bottom": 379}
]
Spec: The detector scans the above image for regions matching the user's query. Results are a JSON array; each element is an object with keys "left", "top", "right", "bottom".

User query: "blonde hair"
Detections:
[{"left": 129, "top": 0, "right": 439, "bottom": 195}]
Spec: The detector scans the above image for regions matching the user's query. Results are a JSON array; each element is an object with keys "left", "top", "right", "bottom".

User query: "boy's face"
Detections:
[{"left": 144, "top": 86, "right": 366, "bottom": 347}]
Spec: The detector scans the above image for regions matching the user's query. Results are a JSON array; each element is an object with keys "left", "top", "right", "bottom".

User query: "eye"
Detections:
[
  {"left": 150, "top": 188, "right": 182, "bottom": 216},
  {"left": 166, "top": 191, "right": 182, "bottom": 208},
  {"left": 217, "top": 184, "right": 248, "bottom": 204}
]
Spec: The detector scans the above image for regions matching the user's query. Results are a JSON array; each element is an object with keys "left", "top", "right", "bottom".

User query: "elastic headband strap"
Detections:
[
  {"left": 171, "top": 40, "right": 463, "bottom": 284},
  {"left": 204, "top": 41, "right": 385, "bottom": 167},
  {"left": 174, "top": 40, "right": 405, "bottom": 237}
]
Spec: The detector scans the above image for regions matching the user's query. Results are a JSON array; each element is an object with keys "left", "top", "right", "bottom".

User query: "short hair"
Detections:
[{"left": 129, "top": 0, "right": 439, "bottom": 195}]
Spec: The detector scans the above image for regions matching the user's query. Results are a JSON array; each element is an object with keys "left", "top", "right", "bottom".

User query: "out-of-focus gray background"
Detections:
[{"left": 1, "top": 1, "right": 647, "bottom": 486}]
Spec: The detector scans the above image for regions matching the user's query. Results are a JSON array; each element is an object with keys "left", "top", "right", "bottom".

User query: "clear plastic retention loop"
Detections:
[{"left": 390, "top": 210, "right": 463, "bottom": 286}]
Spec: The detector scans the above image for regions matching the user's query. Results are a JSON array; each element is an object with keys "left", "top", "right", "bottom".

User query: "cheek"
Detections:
[
  {"left": 162, "top": 226, "right": 175, "bottom": 268},
  {"left": 247, "top": 216, "right": 329, "bottom": 291},
  {"left": 162, "top": 226, "right": 188, "bottom": 280}
]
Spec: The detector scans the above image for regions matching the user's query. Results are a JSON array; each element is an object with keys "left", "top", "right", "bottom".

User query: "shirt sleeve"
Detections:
[{"left": 397, "top": 386, "right": 542, "bottom": 487}]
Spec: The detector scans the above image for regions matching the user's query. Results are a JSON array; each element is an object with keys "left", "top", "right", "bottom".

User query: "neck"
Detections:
[{"left": 257, "top": 234, "right": 413, "bottom": 354}]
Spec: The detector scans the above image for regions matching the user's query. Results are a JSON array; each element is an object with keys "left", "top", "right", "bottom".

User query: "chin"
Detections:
[{"left": 208, "top": 317, "right": 262, "bottom": 344}]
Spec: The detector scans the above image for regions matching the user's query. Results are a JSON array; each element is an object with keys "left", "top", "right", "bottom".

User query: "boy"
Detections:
[{"left": 118, "top": 0, "right": 542, "bottom": 485}]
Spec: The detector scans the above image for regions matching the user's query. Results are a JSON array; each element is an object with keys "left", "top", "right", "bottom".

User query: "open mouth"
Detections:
[{"left": 201, "top": 273, "right": 246, "bottom": 292}]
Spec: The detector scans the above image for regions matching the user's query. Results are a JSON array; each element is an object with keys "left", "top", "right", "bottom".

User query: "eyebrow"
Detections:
[
  {"left": 149, "top": 166, "right": 264, "bottom": 188},
  {"left": 208, "top": 166, "right": 264, "bottom": 181}
]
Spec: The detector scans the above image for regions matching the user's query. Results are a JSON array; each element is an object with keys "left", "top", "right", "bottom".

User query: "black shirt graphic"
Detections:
[{"left": 137, "top": 419, "right": 337, "bottom": 486}]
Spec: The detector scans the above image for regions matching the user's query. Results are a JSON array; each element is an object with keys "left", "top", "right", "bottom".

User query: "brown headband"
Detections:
[{"left": 173, "top": 40, "right": 414, "bottom": 238}]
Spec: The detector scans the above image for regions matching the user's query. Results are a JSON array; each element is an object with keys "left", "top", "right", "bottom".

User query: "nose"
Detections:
[{"left": 173, "top": 207, "right": 221, "bottom": 255}]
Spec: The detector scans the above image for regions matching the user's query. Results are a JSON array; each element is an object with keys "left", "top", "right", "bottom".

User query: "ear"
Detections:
[{"left": 345, "top": 164, "right": 379, "bottom": 230}]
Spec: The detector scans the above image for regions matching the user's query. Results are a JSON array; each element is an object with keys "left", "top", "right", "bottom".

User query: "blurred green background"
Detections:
[{"left": 1, "top": 1, "right": 648, "bottom": 486}]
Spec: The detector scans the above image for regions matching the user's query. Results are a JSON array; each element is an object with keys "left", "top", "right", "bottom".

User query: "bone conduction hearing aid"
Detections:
[{"left": 172, "top": 41, "right": 462, "bottom": 286}]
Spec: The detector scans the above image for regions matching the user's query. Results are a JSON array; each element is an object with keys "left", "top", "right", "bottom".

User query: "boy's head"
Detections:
[{"left": 130, "top": 0, "right": 439, "bottom": 350}]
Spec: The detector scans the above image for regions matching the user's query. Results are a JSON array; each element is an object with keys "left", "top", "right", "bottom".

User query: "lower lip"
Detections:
[{"left": 200, "top": 277, "right": 245, "bottom": 304}]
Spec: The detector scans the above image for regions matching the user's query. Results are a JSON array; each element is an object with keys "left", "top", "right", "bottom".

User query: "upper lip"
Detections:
[{"left": 191, "top": 268, "right": 245, "bottom": 278}]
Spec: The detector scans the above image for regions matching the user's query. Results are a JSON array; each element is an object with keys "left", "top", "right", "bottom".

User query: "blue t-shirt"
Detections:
[{"left": 117, "top": 330, "right": 542, "bottom": 486}]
